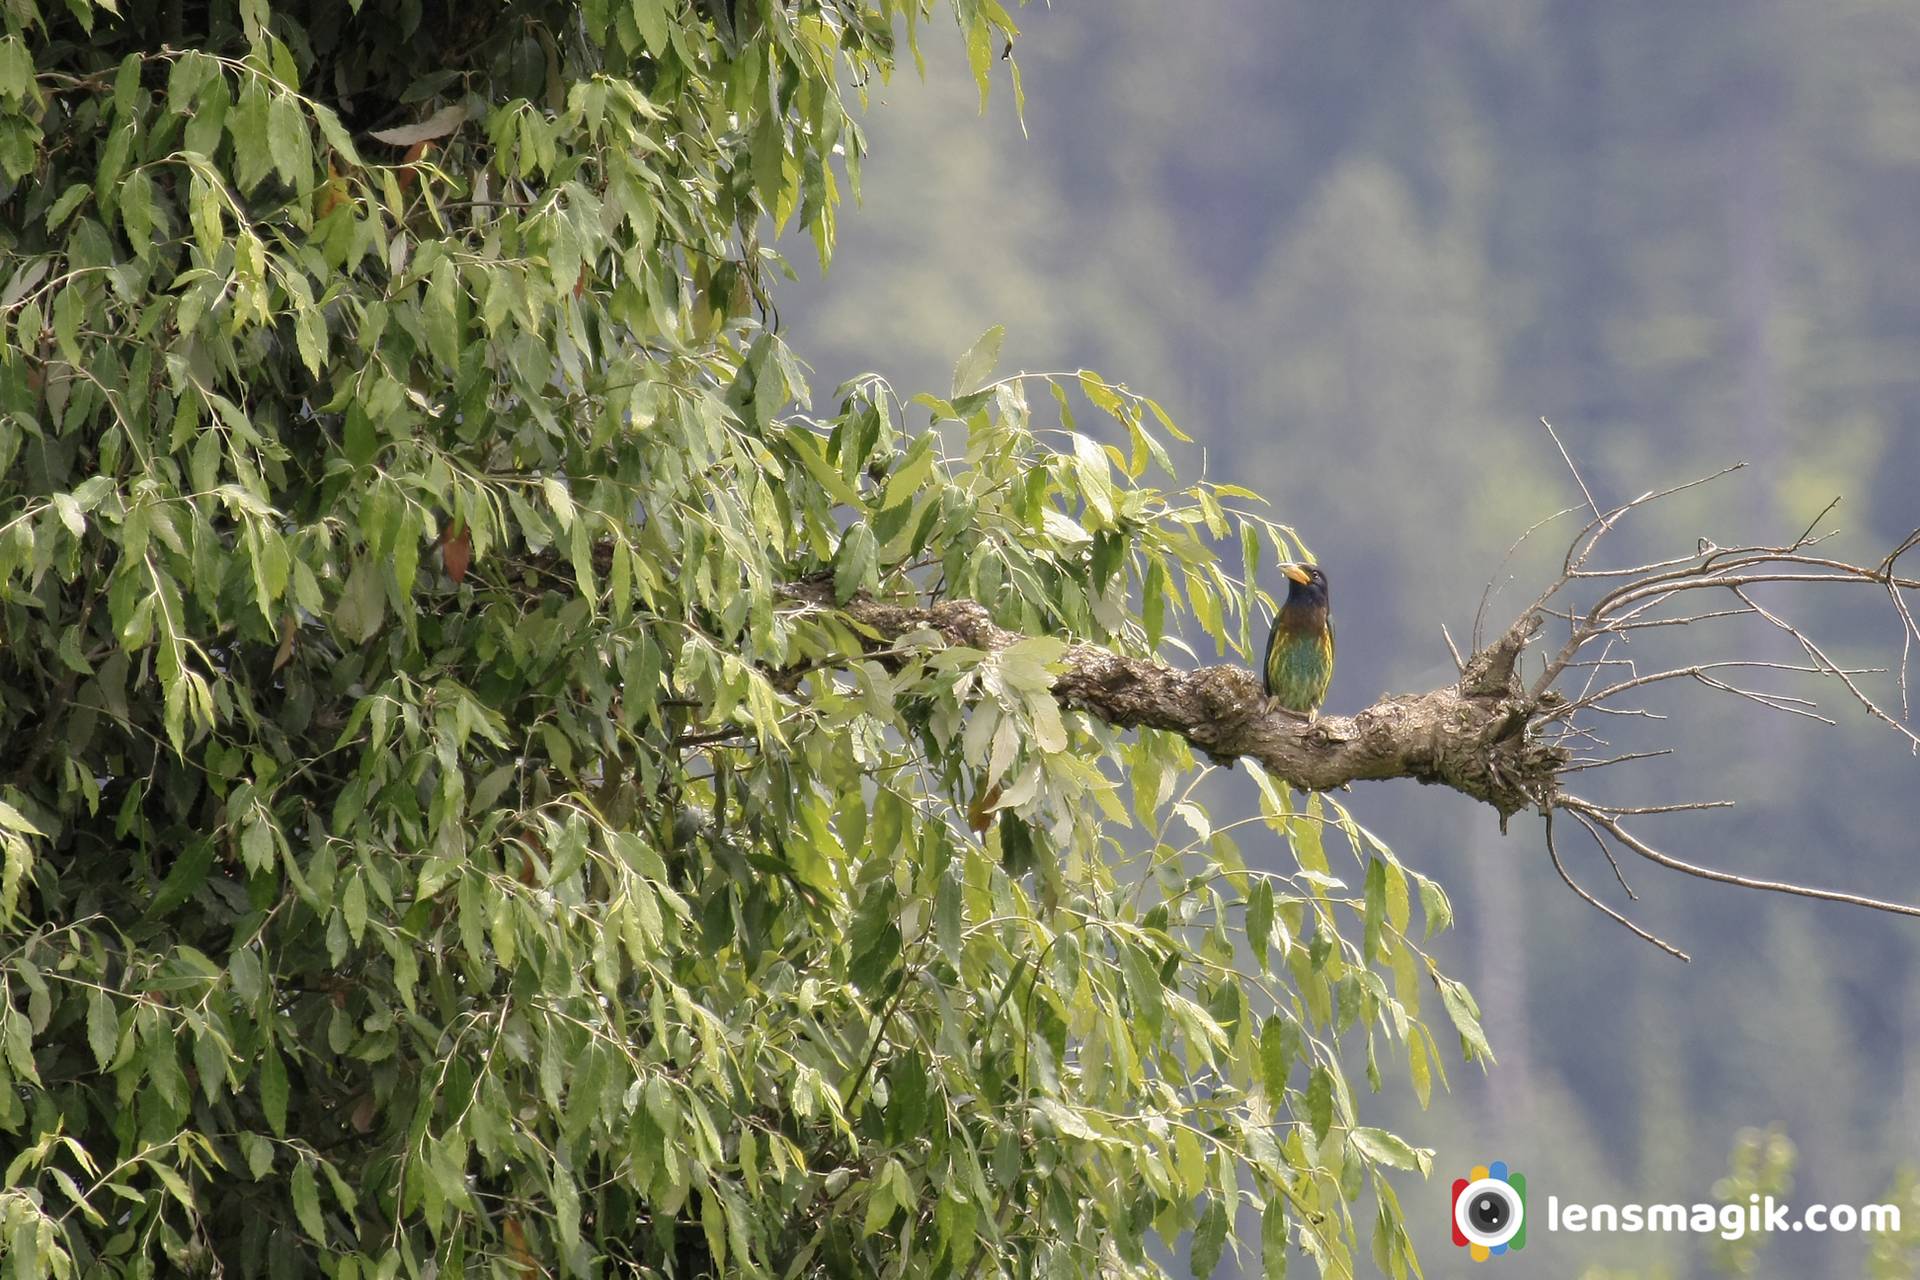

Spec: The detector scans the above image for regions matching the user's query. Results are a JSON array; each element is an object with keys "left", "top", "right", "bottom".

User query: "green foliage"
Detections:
[
  {"left": 0, "top": 0, "right": 1479, "bottom": 1275},
  {"left": 1706, "top": 1127, "right": 1796, "bottom": 1277},
  {"left": 1571, "top": 1128, "right": 1920, "bottom": 1280},
  {"left": 1867, "top": 1167, "right": 1920, "bottom": 1280}
]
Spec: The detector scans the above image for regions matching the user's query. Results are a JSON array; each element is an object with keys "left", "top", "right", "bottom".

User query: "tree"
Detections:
[{"left": 2, "top": 3, "right": 1918, "bottom": 1279}]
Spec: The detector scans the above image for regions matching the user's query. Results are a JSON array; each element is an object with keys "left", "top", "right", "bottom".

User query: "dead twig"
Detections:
[
  {"left": 1566, "top": 799, "right": 1920, "bottom": 921},
  {"left": 1545, "top": 809, "right": 1689, "bottom": 960}
]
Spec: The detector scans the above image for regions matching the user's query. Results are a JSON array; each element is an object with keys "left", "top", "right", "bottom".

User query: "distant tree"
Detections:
[
  {"left": 3, "top": 2, "right": 1918, "bottom": 1278},
  {"left": 1577, "top": 1128, "right": 1920, "bottom": 1280}
]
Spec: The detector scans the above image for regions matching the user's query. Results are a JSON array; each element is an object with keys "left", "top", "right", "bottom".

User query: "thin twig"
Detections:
[
  {"left": 1543, "top": 418, "right": 1603, "bottom": 524},
  {"left": 1563, "top": 749, "right": 1674, "bottom": 773},
  {"left": 1570, "top": 802, "right": 1920, "bottom": 920},
  {"left": 1545, "top": 810, "right": 1690, "bottom": 960},
  {"left": 1790, "top": 496, "right": 1843, "bottom": 552},
  {"left": 1575, "top": 799, "right": 1735, "bottom": 816},
  {"left": 1441, "top": 622, "right": 1466, "bottom": 674},
  {"left": 1731, "top": 586, "right": 1920, "bottom": 750},
  {"left": 1474, "top": 500, "right": 1583, "bottom": 649},
  {"left": 1568, "top": 806, "right": 1637, "bottom": 899}
]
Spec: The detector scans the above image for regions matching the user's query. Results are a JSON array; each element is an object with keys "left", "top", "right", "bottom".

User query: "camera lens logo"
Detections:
[{"left": 1451, "top": 1162, "right": 1527, "bottom": 1260}]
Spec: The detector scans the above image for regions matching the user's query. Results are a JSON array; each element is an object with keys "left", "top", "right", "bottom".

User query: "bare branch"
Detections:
[
  {"left": 1556, "top": 463, "right": 1746, "bottom": 584},
  {"left": 1729, "top": 584, "right": 1920, "bottom": 751},
  {"left": 1568, "top": 806, "right": 1638, "bottom": 899},
  {"left": 1545, "top": 810, "right": 1689, "bottom": 961},
  {"left": 1690, "top": 674, "right": 1833, "bottom": 723},
  {"left": 1577, "top": 800, "right": 1736, "bottom": 816},
  {"left": 1440, "top": 622, "right": 1466, "bottom": 674},
  {"left": 1568, "top": 801, "right": 1920, "bottom": 921},
  {"left": 1882, "top": 529, "right": 1920, "bottom": 717},
  {"left": 1557, "top": 660, "right": 1863, "bottom": 718},
  {"left": 1791, "top": 495, "right": 1844, "bottom": 552},
  {"left": 1542, "top": 418, "right": 1603, "bottom": 524},
  {"left": 1601, "top": 606, "right": 1758, "bottom": 632},
  {"left": 1474, "top": 500, "right": 1583, "bottom": 650},
  {"left": 1563, "top": 749, "right": 1674, "bottom": 773}
]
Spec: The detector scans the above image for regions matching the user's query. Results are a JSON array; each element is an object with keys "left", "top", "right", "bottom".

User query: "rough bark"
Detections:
[{"left": 784, "top": 581, "right": 1570, "bottom": 823}]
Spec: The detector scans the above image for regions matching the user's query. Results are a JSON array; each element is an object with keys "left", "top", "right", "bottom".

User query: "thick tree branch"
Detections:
[
  {"left": 784, "top": 447, "right": 1920, "bottom": 950},
  {"left": 783, "top": 579, "right": 1567, "bottom": 821}
]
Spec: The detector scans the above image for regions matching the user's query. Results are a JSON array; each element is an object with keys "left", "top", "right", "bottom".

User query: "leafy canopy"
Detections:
[{"left": 0, "top": 0, "right": 1485, "bottom": 1275}]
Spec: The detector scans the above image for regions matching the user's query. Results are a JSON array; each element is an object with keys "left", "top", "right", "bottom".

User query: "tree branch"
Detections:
[
  {"left": 781, "top": 445, "right": 1920, "bottom": 947},
  {"left": 782, "top": 579, "right": 1567, "bottom": 822}
]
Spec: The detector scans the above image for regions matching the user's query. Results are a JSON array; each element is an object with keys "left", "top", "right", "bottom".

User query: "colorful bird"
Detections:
[{"left": 1263, "top": 563, "right": 1334, "bottom": 717}]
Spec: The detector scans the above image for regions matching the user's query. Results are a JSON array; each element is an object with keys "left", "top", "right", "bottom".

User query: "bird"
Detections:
[{"left": 1263, "top": 563, "right": 1334, "bottom": 717}]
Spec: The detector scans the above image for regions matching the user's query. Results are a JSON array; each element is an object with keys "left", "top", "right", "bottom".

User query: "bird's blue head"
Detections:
[{"left": 1281, "top": 563, "right": 1330, "bottom": 609}]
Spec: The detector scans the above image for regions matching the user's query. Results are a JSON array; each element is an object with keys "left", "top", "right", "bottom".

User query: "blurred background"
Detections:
[{"left": 782, "top": 3, "right": 1920, "bottom": 1275}]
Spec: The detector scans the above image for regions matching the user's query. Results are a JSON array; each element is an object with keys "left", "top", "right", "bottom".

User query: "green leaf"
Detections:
[
  {"left": 241, "top": 1132, "right": 274, "bottom": 1180},
  {"left": 962, "top": 10, "right": 993, "bottom": 108},
  {"left": 260, "top": 1045, "right": 289, "bottom": 1137},
  {"left": 1362, "top": 858, "right": 1386, "bottom": 960},
  {"left": 1304, "top": 1065, "right": 1334, "bottom": 1141},
  {"left": 230, "top": 80, "right": 274, "bottom": 191},
  {"left": 936, "top": 1184, "right": 977, "bottom": 1266},
  {"left": 863, "top": 1177, "right": 900, "bottom": 1236},
  {"left": 1191, "top": 1196, "right": 1229, "bottom": 1278},
  {"left": 425, "top": 258, "right": 462, "bottom": 371},
  {"left": 0, "top": 115, "right": 40, "bottom": 182},
  {"left": 310, "top": 102, "right": 365, "bottom": 167},
  {"left": 368, "top": 102, "right": 468, "bottom": 146},
  {"left": 951, "top": 324, "right": 1005, "bottom": 396},
  {"left": 1416, "top": 872, "right": 1453, "bottom": 938},
  {"left": 292, "top": 1160, "right": 325, "bottom": 1240},
  {"left": 148, "top": 838, "right": 215, "bottom": 916},
  {"left": 119, "top": 171, "right": 154, "bottom": 255},
  {"left": 631, "top": 0, "right": 669, "bottom": 54},
  {"left": 267, "top": 91, "right": 309, "bottom": 186},
  {"left": 342, "top": 872, "right": 368, "bottom": 944},
  {"left": 997, "top": 635, "right": 1066, "bottom": 693},
  {"left": 333, "top": 558, "right": 387, "bottom": 644},
  {"left": 1247, "top": 879, "right": 1274, "bottom": 970},
  {"left": 86, "top": 988, "right": 117, "bottom": 1070},
  {"left": 0, "top": 37, "right": 32, "bottom": 102},
  {"left": 751, "top": 108, "right": 785, "bottom": 218},
  {"left": 0, "top": 800, "right": 45, "bottom": 836},
  {"left": 552, "top": 1160, "right": 582, "bottom": 1257},
  {"left": 785, "top": 426, "right": 867, "bottom": 510},
  {"left": 1259, "top": 1015, "right": 1295, "bottom": 1098},
  {"left": 833, "top": 521, "right": 878, "bottom": 602},
  {"left": 848, "top": 896, "right": 902, "bottom": 993},
  {"left": 1262, "top": 1199, "right": 1291, "bottom": 1279},
  {"left": 1408, "top": 1028, "right": 1432, "bottom": 1109},
  {"left": 1437, "top": 976, "right": 1495, "bottom": 1063},
  {"left": 1384, "top": 859, "right": 1410, "bottom": 935},
  {"left": 45, "top": 183, "right": 89, "bottom": 230},
  {"left": 880, "top": 434, "right": 938, "bottom": 510},
  {"left": 541, "top": 475, "right": 576, "bottom": 529},
  {"left": 1350, "top": 1127, "right": 1430, "bottom": 1174}
]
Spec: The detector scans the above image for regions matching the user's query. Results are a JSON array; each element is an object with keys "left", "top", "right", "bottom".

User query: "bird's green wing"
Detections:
[
  {"left": 1322, "top": 614, "right": 1337, "bottom": 703},
  {"left": 1261, "top": 615, "right": 1282, "bottom": 698}
]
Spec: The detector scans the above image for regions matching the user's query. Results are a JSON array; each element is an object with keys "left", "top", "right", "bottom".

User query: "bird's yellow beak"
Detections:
[{"left": 1281, "top": 563, "right": 1312, "bottom": 585}]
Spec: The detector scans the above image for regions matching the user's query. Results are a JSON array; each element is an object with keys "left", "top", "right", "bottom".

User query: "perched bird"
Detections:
[{"left": 1263, "top": 563, "right": 1334, "bottom": 717}]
